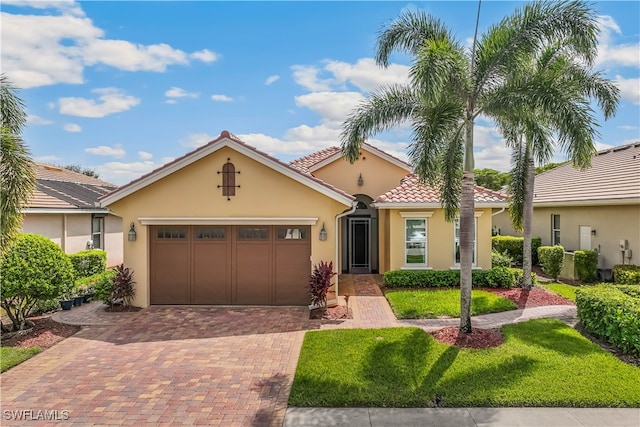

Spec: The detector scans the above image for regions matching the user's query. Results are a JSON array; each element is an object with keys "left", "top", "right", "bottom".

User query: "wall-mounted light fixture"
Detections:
[
  {"left": 591, "top": 229, "right": 597, "bottom": 236},
  {"left": 319, "top": 222, "right": 328, "bottom": 241},
  {"left": 128, "top": 222, "right": 137, "bottom": 242},
  {"left": 357, "top": 173, "right": 364, "bottom": 186}
]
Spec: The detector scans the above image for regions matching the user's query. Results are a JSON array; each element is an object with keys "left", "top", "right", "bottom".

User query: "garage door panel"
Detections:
[
  {"left": 235, "top": 243, "right": 272, "bottom": 304},
  {"left": 193, "top": 241, "right": 231, "bottom": 304},
  {"left": 274, "top": 242, "right": 311, "bottom": 305},
  {"left": 150, "top": 243, "right": 190, "bottom": 304}
]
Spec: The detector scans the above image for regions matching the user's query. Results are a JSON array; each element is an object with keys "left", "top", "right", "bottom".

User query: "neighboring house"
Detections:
[
  {"left": 21, "top": 163, "right": 123, "bottom": 266},
  {"left": 493, "top": 142, "right": 640, "bottom": 271},
  {"left": 100, "top": 131, "right": 507, "bottom": 308}
]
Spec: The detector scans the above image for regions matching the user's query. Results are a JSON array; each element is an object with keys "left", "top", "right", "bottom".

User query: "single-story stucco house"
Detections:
[
  {"left": 493, "top": 141, "right": 640, "bottom": 274},
  {"left": 21, "top": 163, "right": 123, "bottom": 266},
  {"left": 100, "top": 131, "right": 507, "bottom": 308}
]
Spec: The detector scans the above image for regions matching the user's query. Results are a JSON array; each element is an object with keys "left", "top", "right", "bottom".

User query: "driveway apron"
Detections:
[{"left": 1, "top": 306, "right": 309, "bottom": 427}]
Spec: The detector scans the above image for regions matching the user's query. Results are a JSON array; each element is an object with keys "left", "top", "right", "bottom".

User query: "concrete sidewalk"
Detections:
[{"left": 284, "top": 407, "right": 640, "bottom": 427}]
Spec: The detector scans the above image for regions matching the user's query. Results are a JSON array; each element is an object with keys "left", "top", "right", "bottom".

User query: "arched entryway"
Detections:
[{"left": 341, "top": 194, "right": 378, "bottom": 274}]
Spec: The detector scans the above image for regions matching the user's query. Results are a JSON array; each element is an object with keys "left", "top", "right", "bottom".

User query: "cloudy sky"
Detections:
[{"left": 3, "top": 1, "right": 638, "bottom": 185}]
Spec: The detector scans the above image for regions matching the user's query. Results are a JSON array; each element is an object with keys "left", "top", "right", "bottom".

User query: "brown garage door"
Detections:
[{"left": 150, "top": 225, "right": 311, "bottom": 305}]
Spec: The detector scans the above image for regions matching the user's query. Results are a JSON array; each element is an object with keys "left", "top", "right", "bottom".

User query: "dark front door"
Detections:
[{"left": 349, "top": 218, "right": 370, "bottom": 273}]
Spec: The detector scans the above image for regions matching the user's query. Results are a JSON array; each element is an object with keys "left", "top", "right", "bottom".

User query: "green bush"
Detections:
[
  {"left": 75, "top": 270, "right": 116, "bottom": 294},
  {"left": 68, "top": 249, "right": 107, "bottom": 279},
  {"left": 509, "top": 268, "right": 537, "bottom": 288},
  {"left": 576, "top": 285, "right": 640, "bottom": 355},
  {"left": 615, "top": 285, "right": 640, "bottom": 299},
  {"left": 492, "top": 236, "right": 542, "bottom": 265},
  {"left": 31, "top": 298, "right": 61, "bottom": 316},
  {"left": 383, "top": 267, "right": 518, "bottom": 289},
  {"left": 574, "top": 250, "right": 598, "bottom": 283},
  {"left": 93, "top": 268, "right": 118, "bottom": 305},
  {"left": 491, "top": 251, "right": 513, "bottom": 268},
  {"left": 613, "top": 264, "right": 640, "bottom": 285},
  {"left": 0, "top": 234, "right": 75, "bottom": 331},
  {"left": 538, "top": 245, "right": 565, "bottom": 280}
]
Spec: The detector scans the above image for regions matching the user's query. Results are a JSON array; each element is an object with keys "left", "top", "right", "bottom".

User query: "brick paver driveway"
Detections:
[{"left": 1, "top": 306, "right": 310, "bottom": 426}]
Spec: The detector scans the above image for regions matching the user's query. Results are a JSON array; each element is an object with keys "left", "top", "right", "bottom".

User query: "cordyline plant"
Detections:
[
  {"left": 309, "top": 261, "right": 336, "bottom": 309},
  {"left": 111, "top": 264, "right": 136, "bottom": 307}
]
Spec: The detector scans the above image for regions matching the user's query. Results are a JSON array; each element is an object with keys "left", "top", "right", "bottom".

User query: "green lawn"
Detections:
[
  {"left": 541, "top": 283, "right": 580, "bottom": 301},
  {"left": 386, "top": 289, "right": 517, "bottom": 319},
  {"left": 1, "top": 347, "right": 41, "bottom": 372},
  {"left": 289, "top": 319, "right": 640, "bottom": 407}
]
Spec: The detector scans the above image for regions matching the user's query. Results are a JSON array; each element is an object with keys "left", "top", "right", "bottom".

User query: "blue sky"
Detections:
[{"left": 3, "top": 1, "right": 639, "bottom": 185}]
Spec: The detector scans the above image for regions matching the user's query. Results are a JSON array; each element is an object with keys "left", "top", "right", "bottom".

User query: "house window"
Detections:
[
  {"left": 405, "top": 219, "right": 427, "bottom": 266},
  {"left": 91, "top": 214, "right": 104, "bottom": 249},
  {"left": 551, "top": 214, "right": 560, "bottom": 245},
  {"left": 222, "top": 162, "right": 236, "bottom": 197},
  {"left": 454, "top": 218, "right": 477, "bottom": 265}
]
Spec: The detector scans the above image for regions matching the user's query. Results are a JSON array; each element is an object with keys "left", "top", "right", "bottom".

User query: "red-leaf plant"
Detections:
[{"left": 309, "top": 261, "right": 336, "bottom": 309}]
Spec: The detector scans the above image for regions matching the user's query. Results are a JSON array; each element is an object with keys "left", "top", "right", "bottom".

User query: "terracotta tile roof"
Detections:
[
  {"left": 375, "top": 174, "right": 508, "bottom": 205},
  {"left": 289, "top": 143, "right": 411, "bottom": 173},
  {"left": 27, "top": 164, "right": 116, "bottom": 210},
  {"left": 533, "top": 142, "right": 640, "bottom": 204}
]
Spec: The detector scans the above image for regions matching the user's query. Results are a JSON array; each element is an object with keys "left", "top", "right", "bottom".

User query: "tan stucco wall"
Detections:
[
  {"left": 21, "top": 213, "right": 123, "bottom": 266},
  {"left": 384, "top": 208, "right": 494, "bottom": 271},
  {"left": 312, "top": 148, "right": 409, "bottom": 200},
  {"left": 105, "top": 146, "right": 350, "bottom": 308},
  {"left": 531, "top": 205, "right": 640, "bottom": 269}
]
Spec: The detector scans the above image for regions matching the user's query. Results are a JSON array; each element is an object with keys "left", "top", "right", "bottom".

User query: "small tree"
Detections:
[
  {"left": 0, "top": 233, "right": 75, "bottom": 331},
  {"left": 309, "top": 261, "right": 336, "bottom": 309}
]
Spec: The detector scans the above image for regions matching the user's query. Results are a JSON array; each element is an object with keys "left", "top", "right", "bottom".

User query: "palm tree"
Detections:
[
  {"left": 340, "top": 1, "right": 602, "bottom": 332},
  {"left": 1, "top": 74, "right": 36, "bottom": 255},
  {"left": 503, "top": 47, "right": 619, "bottom": 289}
]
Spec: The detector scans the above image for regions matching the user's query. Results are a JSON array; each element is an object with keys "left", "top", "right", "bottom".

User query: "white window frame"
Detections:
[
  {"left": 399, "top": 212, "right": 433, "bottom": 269},
  {"left": 91, "top": 214, "right": 104, "bottom": 249},
  {"left": 551, "top": 214, "right": 560, "bottom": 246},
  {"left": 453, "top": 216, "right": 478, "bottom": 267}
]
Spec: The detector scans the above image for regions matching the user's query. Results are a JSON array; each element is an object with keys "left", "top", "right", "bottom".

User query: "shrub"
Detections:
[
  {"left": 576, "top": 285, "right": 640, "bottom": 355},
  {"left": 94, "top": 268, "right": 118, "bottom": 305},
  {"left": 492, "top": 251, "right": 513, "bottom": 268},
  {"left": 485, "top": 267, "right": 515, "bottom": 288},
  {"left": 68, "top": 249, "right": 107, "bottom": 279},
  {"left": 492, "top": 236, "right": 542, "bottom": 265},
  {"left": 510, "top": 268, "right": 537, "bottom": 288},
  {"left": 383, "top": 267, "right": 519, "bottom": 289},
  {"left": 613, "top": 264, "right": 640, "bottom": 285},
  {"left": 573, "top": 250, "right": 598, "bottom": 283},
  {"left": 537, "top": 245, "right": 565, "bottom": 280},
  {"left": 75, "top": 270, "right": 116, "bottom": 294},
  {"left": 0, "top": 234, "right": 75, "bottom": 331},
  {"left": 31, "top": 298, "right": 61, "bottom": 316},
  {"left": 309, "top": 261, "right": 336, "bottom": 308},
  {"left": 111, "top": 264, "right": 136, "bottom": 307},
  {"left": 615, "top": 285, "right": 640, "bottom": 299}
]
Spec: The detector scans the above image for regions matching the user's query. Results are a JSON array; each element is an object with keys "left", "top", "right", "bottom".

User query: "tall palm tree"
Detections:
[
  {"left": 340, "top": 1, "right": 602, "bottom": 332},
  {"left": 1, "top": 74, "right": 36, "bottom": 255},
  {"left": 503, "top": 48, "right": 619, "bottom": 288}
]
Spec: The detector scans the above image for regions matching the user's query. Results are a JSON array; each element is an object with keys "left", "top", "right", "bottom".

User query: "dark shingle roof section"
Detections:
[{"left": 533, "top": 142, "right": 640, "bottom": 204}]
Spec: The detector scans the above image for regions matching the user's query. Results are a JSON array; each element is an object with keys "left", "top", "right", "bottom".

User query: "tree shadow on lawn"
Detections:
[{"left": 505, "top": 319, "right": 598, "bottom": 357}]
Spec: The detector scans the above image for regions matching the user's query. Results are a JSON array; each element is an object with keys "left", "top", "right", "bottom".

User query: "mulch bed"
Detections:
[
  {"left": 1, "top": 316, "right": 80, "bottom": 349},
  {"left": 483, "top": 286, "right": 574, "bottom": 309},
  {"left": 431, "top": 327, "right": 504, "bottom": 349},
  {"left": 310, "top": 305, "right": 352, "bottom": 320}
]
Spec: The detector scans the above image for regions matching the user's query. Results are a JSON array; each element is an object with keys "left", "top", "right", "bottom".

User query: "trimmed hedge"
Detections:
[
  {"left": 383, "top": 267, "right": 521, "bottom": 289},
  {"left": 576, "top": 285, "right": 640, "bottom": 355},
  {"left": 68, "top": 249, "right": 107, "bottom": 279},
  {"left": 75, "top": 270, "right": 116, "bottom": 291},
  {"left": 613, "top": 264, "right": 640, "bottom": 285},
  {"left": 574, "top": 250, "right": 598, "bottom": 283},
  {"left": 491, "top": 251, "right": 512, "bottom": 267},
  {"left": 615, "top": 285, "right": 640, "bottom": 299},
  {"left": 93, "top": 268, "right": 118, "bottom": 305},
  {"left": 492, "top": 236, "right": 542, "bottom": 265},
  {"left": 538, "top": 245, "right": 564, "bottom": 279}
]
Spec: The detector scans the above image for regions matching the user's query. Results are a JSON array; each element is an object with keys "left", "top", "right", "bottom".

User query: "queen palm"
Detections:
[
  {"left": 340, "top": 1, "right": 603, "bottom": 332},
  {"left": 1, "top": 74, "right": 36, "bottom": 255},
  {"left": 501, "top": 47, "right": 619, "bottom": 288}
]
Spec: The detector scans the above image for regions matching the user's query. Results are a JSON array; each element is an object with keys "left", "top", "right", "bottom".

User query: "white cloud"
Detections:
[
  {"left": 324, "top": 58, "right": 410, "bottom": 92},
  {"left": 165, "top": 86, "right": 198, "bottom": 99},
  {"left": 596, "top": 16, "right": 640, "bottom": 68},
  {"left": 27, "top": 114, "right": 53, "bottom": 125},
  {"left": 85, "top": 145, "right": 126, "bottom": 158},
  {"left": 265, "top": 75, "right": 280, "bottom": 85},
  {"left": 59, "top": 87, "right": 140, "bottom": 117},
  {"left": 93, "top": 156, "right": 175, "bottom": 185},
  {"left": 295, "top": 91, "right": 364, "bottom": 127},
  {"left": 2, "top": 0, "right": 85, "bottom": 17},
  {"left": 180, "top": 133, "right": 216, "bottom": 148},
  {"left": 211, "top": 94, "right": 233, "bottom": 102},
  {"left": 618, "top": 125, "right": 638, "bottom": 131},
  {"left": 138, "top": 151, "right": 153, "bottom": 160},
  {"left": 34, "top": 154, "right": 62, "bottom": 164},
  {"left": 291, "top": 65, "right": 334, "bottom": 92},
  {"left": 63, "top": 123, "right": 81, "bottom": 132},
  {"left": 1, "top": 4, "right": 219, "bottom": 88},
  {"left": 614, "top": 76, "right": 640, "bottom": 105}
]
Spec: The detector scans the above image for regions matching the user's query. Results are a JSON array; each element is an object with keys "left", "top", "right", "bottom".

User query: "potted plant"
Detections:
[
  {"left": 82, "top": 285, "right": 95, "bottom": 303},
  {"left": 59, "top": 291, "right": 74, "bottom": 310},
  {"left": 72, "top": 288, "right": 84, "bottom": 306}
]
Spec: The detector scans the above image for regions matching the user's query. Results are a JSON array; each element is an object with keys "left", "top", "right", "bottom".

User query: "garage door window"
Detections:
[
  {"left": 277, "top": 228, "right": 307, "bottom": 240},
  {"left": 157, "top": 227, "right": 186, "bottom": 239},
  {"left": 196, "top": 227, "right": 226, "bottom": 239},
  {"left": 238, "top": 227, "right": 268, "bottom": 240}
]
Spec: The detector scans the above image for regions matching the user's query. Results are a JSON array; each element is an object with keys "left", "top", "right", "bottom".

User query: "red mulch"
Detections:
[
  {"left": 431, "top": 327, "right": 504, "bottom": 349},
  {"left": 310, "top": 305, "right": 352, "bottom": 320},
  {"left": 482, "top": 286, "right": 574, "bottom": 309},
  {"left": 104, "top": 304, "right": 142, "bottom": 312},
  {"left": 1, "top": 316, "right": 80, "bottom": 349}
]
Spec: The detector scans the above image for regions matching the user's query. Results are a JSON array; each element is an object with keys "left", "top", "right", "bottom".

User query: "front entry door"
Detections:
[{"left": 349, "top": 218, "right": 371, "bottom": 273}]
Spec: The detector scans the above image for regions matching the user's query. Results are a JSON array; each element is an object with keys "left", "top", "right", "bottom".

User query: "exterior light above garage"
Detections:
[
  {"left": 128, "top": 222, "right": 137, "bottom": 242},
  {"left": 319, "top": 222, "right": 328, "bottom": 241}
]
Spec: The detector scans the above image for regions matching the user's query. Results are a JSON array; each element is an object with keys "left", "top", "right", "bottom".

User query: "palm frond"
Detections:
[
  {"left": 508, "top": 138, "right": 528, "bottom": 232},
  {"left": 0, "top": 74, "right": 27, "bottom": 135}
]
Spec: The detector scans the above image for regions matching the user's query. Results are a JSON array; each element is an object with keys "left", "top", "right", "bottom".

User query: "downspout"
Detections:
[
  {"left": 491, "top": 207, "right": 505, "bottom": 216},
  {"left": 334, "top": 201, "right": 359, "bottom": 302}
]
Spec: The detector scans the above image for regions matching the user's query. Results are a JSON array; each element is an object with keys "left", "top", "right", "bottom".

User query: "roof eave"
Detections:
[
  {"left": 308, "top": 144, "right": 412, "bottom": 173},
  {"left": 533, "top": 198, "right": 640, "bottom": 208},
  {"left": 373, "top": 201, "right": 508, "bottom": 209}
]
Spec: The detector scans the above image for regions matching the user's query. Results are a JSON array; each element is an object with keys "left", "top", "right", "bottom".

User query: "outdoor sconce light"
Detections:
[
  {"left": 357, "top": 173, "right": 364, "bottom": 186},
  {"left": 319, "top": 222, "right": 328, "bottom": 241},
  {"left": 128, "top": 222, "right": 137, "bottom": 242},
  {"left": 591, "top": 229, "right": 597, "bottom": 236}
]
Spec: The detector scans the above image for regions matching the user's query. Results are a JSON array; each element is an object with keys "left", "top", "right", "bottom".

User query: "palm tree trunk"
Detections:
[
  {"left": 460, "top": 115, "right": 475, "bottom": 333},
  {"left": 522, "top": 151, "right": 535, "bottom": 289}
]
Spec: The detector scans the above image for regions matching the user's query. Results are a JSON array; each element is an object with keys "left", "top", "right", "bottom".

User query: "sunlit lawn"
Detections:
[
  {"left": 541, "top": 282, "right": 580, "bottom": 301},
  {"left": 386, "top": 289, "right": 517, "bottom": 319},
  {"left": 1, "top": 347, "right": 41, "bottom": 372},
  {"left": 290, "top": 319, "right": 640, "bottom": 407}
]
